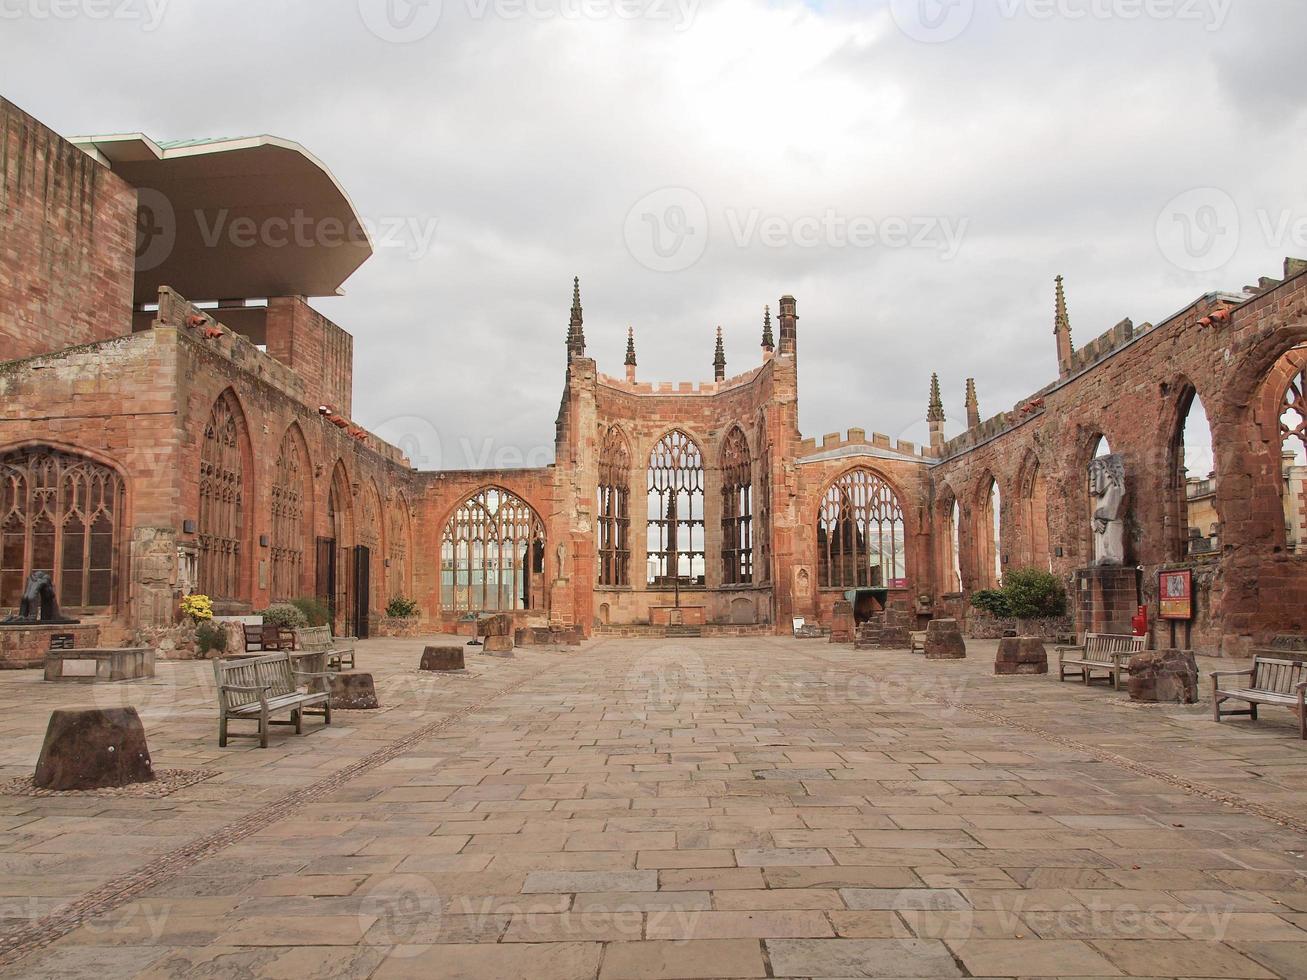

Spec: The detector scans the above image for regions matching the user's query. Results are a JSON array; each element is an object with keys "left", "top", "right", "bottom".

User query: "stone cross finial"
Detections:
[{"left": 713, "top": 326, "right": 726, "bottom": 381}]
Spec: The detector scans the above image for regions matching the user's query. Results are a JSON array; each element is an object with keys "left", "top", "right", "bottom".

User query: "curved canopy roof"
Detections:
[{"left": 71, "top": 133, "right": 373, "bottom": 304}]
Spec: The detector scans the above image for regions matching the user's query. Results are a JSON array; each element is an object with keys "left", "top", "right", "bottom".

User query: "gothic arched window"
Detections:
[
  {"left": 440, "top": 487, "right": 545, "bottom": 612},
  {"left": 270, "top": 428, "right": 306, "bottom": 601},
  {"left": 198, "top": 393, "right": 246, "bottom": 600},
  {"left": 647, "top": 430, "right": 705, "bottom": 587},
  {"left": 817, "top": 468, "right": 906, "bottom": 589},
  {"left": 720, "top": 427, "right": 753, "bottom": 585},
  {"left": 389, "top": 492, "right": 412, "bottom": 600},
  {"left": 597, "top": 427, "right": 631, "bottom": 587},
  {"left": 0, "top": 447, "right": 122, "bottom": 610},
  {"left": 755, "top": 414, "right": 771, "bottom": 584}
]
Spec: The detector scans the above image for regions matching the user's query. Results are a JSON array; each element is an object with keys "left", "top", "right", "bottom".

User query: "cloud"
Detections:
[{"left": 2, "top": 0, "right": 1303, "bottom": 466}]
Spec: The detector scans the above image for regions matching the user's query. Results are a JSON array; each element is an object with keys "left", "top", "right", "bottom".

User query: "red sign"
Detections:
[{"left": 1159, "top": 570, "right": 1193, "bottom": 621}]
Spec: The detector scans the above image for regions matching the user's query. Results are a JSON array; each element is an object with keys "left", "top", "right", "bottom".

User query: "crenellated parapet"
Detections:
[{"left": 796, "top": 428, "right": 934, "bottom": 462}]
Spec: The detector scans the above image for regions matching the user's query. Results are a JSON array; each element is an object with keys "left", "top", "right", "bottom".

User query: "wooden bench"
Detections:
[
  {"left": 213, "top": 652, "right": 334, "bottom": 748},
  {"left": 909, "top": 631, "right": 927, "bottom": 654},
  {"left": 1212, "top": 657, "right": 1307, "bottom": 740},
  {"left": 295, "top": 625, "right": 357, "bottom": 670},
  {"left": 1056, "top": 632, "right": 1147, "bottom": 689}
]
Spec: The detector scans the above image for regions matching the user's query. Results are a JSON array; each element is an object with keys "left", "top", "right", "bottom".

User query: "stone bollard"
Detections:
[
  {"left": 35, "top": 707, "right": 154, "bottom": 790},
  {"left": 924, "top": 619, "right": 966, "bottom": 660},
  {"left": 995, "top": 636, "right": 1048, "bottom": 675},
  {"left": 1127, "top": 650, "right": 1198, "bottom": 703},
  {"left": 484, "top": 634, "right": 515, "bottom": 657},
  {"left": 420, "top": 646, "right": 465, "bottom": 671},
  {"left": 330, "top": 671, "right": 380, "bottom": 709}
]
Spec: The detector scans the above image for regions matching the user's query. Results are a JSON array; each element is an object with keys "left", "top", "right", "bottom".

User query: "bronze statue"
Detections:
[{"left": 2, "top": 571, "right": 81, "bottom": 625}]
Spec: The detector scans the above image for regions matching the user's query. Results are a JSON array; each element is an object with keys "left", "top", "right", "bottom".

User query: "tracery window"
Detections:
[
  {"left": 817, "top": 468, "right": 906, "bottom": 589},
  {"left": 389, "top": 496, "right": 412, "bottom": 599},
  {"left": 269, "top": 429, "right": 306, "bottom": 601},
  {"left": 0, "top": 447, "right": 121, "bottom": 610},
  {"left": 596, "top": 427, "right": 631, "bottom": 586},
  {"left": 198, "top": 394, "right": 246, "bottom": 600},
  {"left": 647, "top": 430, "right": 705, "bottom": 587},
  {"left": 440, "top": 488, "right": 545, "bottom": 612},
  {"left": 720, "top": 427, "right": 752, "bottom": 585},
  {"left": 359, "top": 481, "right": 383, "bottom": 612},
  {"left": 1280, "top": 361, "right": 1307, "bottom": 553}
]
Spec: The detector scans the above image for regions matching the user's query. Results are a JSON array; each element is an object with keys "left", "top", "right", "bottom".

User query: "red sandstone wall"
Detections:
[
  {"left": 264, "top": 296, "right": 354, "bottom": 418},
  {"left": 932, "top": 266, "right": 1307, "bottom": 655},
  {"left": 0, "top": 99, "right": 135, "bottom": 362}
]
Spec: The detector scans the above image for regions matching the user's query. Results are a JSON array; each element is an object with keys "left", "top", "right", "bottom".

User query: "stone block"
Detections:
[
  {"left": 484, "top": 634, "right": 515, "bottom": 656},
  {"left": 479, "top": 613, "right": 513, "bottom": 637},
  {"left": 995, "top": 636, "right": 1048, "bottom": 675},
  {"left": 420, "top": 646, "right": 465, "bottom": 671},
  {"left": 34, "top": 707, "right": 154, "bottom": 791},
  {"left": 329, "top": 671, "right": 379, "bottom": 709},
  {"left": 1127, "top": 649, "right": 1198, "bottom": 703},
  {"left": 924, "top": 618, "right": 966, "bottom": 660}
]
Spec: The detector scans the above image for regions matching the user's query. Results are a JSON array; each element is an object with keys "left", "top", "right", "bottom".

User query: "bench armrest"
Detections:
[
  {"left": 1296, "top": 680, "right": 1307, "bottom": 693},
  {"left": 1210, "top": 668, "right": 1254, "bottom": 679},
  {"left": 1053, "top": 645, "right": 1083, "bottom": 653}
]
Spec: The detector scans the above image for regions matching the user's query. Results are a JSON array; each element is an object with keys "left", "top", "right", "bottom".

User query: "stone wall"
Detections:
[{"left": 0, "top": 99, "right": 135, "bottom": 362}]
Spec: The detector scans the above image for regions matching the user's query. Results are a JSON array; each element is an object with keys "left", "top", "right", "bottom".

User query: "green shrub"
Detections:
[
  {"left": 257, "top": 603, "right": 308, "bottom": 630},
  {"left": 969, "top": 588, "right": 1010, "bottom": 618},
  {"left": 386, "top": 595, "right": 420, "bottom": 618},
  {"left": 288, "top": 597, "right": 331, "bottom": 627},
  {"left": 1001, "top": 568, "right": 1068, "bottom": 618},
  {"left": 195, "top": 620, "right": 227, "bottom": 656}
]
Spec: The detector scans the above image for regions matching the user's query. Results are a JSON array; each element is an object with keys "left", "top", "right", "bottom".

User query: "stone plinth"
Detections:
[
  {"left": 1127, "top": 649, "right": 1199, "bottom": 703},
  {"left": 829, "top": 601, "right": 854, "bottom": 644},
  {"left": 995, "top": 636, "right": 1048, "bottom": 675},
  {"left": 35, "top": 707, "right": 154, "bottom": 790},
  {"left": 516, "top": 626, "right": 582, "bottom": 647},
  {"left": 1076, "top": 565, "right": 1139, "bottom": 638},
  {"left": 375, "top": 616, "right": 422, "bottom": 638},
  {"left": 0, "top": 624, "right": 100, "bottom": 670},
  {"left": 484, "top": 634, "right": 515, "bottom": 657},
  {"left": 924, "top": 619, "right": 966, "bottom": 660},
  {"left": 479, "top": 613, "right": 513, "bottom": 638},
  {"left": 330, "top": 671, "right": 380, "bottom": 709},
  {"left": 44, "top": 647, "right": 155, "bottom": 683},
  {"left": 854, "top": 613, "right": 884, "bottom": 650},
  {"left": 879, "top": 608, "right": 914, "bottom": 649},
  {"left": 420, "top": 646, "right": 465, "bottom": 671}
]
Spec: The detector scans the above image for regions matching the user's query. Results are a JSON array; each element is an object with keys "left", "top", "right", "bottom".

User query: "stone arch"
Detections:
[
  {"left": 388, "top": 488, "right": 414, "bottom": 602},
  {"left": 646, "top": 429, "right": 705, "bottom": 587},
  {"left": 439, "top": 486, "right": 546, "bottom": 613},
  {"left": 935, "top": 482, "right": 962, "bottom": 594},
  {"left": 359, "top": 478, "right": 386, "bottom": 618},
  {"left": 197, "top": 387, "right": 253, "bottom": 602},
  {"left": 730, "top": 595, "right": 756, "bottom": 624},
  {"left": 0, "top": 444, "right": 127, "bottom": 613},
  {"left": 597, "top": 425, "right": 632, "bottom": 587},
  {"left": 816, "top": 467, "right": 908, "bottom": 589},
  {"left": 754, "top": 410, "right": 772, "bottom": 584},
  {"left": 326, "top": 460, "right": 354, "bottom": 634},
  {"left": 719, "top": 425, "right": 753, "bottom": 585},
  {"left": 270, "top": 422, "right": 312, "bottom": 601},
  {"left": 1015, "top": 449, "right": 1050, "bottom": 571},
  {"left": 1163, "top": 378, "right": 1220, "bottom": 560}
]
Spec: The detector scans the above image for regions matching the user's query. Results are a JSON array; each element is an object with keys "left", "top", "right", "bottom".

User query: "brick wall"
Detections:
[
  {"left": 264, "top": 295, "right": 354, "bottom": 417},
  {"left": 0, "top": 98, "right": 135, "bottom": 362}
]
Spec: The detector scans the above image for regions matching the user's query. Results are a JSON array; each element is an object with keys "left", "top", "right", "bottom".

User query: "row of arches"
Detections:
[{"left": 195, "top": 389, "right": 414, "bottom": 618}]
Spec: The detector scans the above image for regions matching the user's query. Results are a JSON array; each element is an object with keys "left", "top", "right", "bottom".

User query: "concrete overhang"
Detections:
[{"left": 70, "top": 133, "right": 373, "bottom": 305}]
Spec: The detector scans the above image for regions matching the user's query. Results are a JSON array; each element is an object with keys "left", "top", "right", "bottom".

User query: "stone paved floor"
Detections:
[{"left": 1, "top": 635, "right": 1306, "bottom": 979}]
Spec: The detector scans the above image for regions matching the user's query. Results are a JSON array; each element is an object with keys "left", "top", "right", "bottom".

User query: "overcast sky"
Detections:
[{"left": 4, "top": 0, "right": 1304, "bottom": 472}]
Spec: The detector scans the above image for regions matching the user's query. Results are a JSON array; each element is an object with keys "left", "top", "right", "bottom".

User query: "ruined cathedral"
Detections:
[{"left": 3, "top": 96, "right": 1306, "bottom": 666}]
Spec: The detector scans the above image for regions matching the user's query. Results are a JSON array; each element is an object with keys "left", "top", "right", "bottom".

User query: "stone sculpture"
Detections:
[
  {"left": 2, "top": 571, "right": 80, "bottom": 625},
  {"left": 1089, "top": 454, "right": 1126, "bottom": 566}
]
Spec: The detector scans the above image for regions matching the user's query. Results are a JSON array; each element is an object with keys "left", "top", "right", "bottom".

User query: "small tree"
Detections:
[
  {"left": 386, "top": 596, "right": 420, "bottom": 618},
  {"left": 257, "top": 603, "right": 308, "bottom": 630},
  {"left": 969, "top": 588, "right": 1010, "bottom": 618},
  {"left": 289, "top": 597, "right": 331, "bottom": 627},
  {"left": 997, "top": 568, "right": 1067, "bottom": 619}
]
